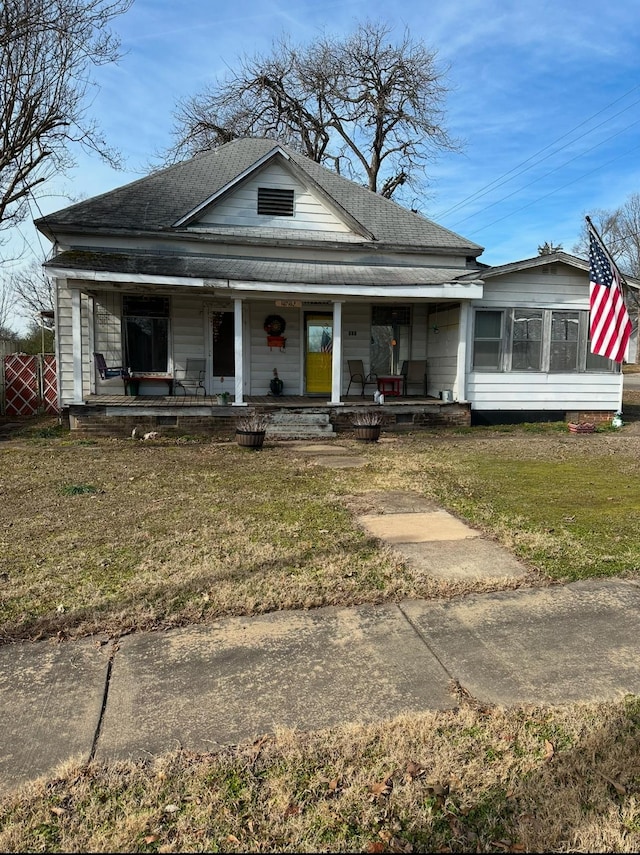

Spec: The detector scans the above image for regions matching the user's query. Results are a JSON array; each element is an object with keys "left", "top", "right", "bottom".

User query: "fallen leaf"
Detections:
[
  {"left": 164, "top": 803, "right": 180, "bottom": 813},
  {"left": 543, "top": 740, "right": 555, "bottom": 762},
  {"left": 50, "top": 806, "right": 66, "bottom": 817},
  {"left": 284, "top": 803, "right": 301, "bottom": 817},
  {"left": 144, "top": 835, "right": 159, "bottom": 844},
  {"left": 405, "top": 761, "right": 426, "bottom": 780},
  {"left": 366, "top": 843, "right": 385, "bottom": 854},
  {"left": 368, "top": 775, "right": 393, "bottom": 800},
  {"left": 226, "top": 834, "right": 241, "bottom": 844}
]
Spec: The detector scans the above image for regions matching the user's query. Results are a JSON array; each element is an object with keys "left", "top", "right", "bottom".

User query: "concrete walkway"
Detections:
[{"left": 2, "top": 465, "right": 640, "bottom": 796}]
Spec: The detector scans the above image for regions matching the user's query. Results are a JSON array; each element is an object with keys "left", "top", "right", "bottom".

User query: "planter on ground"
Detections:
[
  {"left": 236, "top": 429, "right": 266, "bottom": 449},
  {"left": 354, "top": 424, "right": 381, "bottom": 442}
]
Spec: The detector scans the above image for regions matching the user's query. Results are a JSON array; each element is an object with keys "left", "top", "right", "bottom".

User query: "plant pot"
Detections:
[
  {"left": 236, "top": 429, "right": 266, "bottom": 449},
  {"left": 568, "top": 422, "right": 596, "bottom": 433},
  {"left": 353, "top": 424, "right": 381, "bottom": 442},
  {"left": 269, "top": 377, "right": 284, "bottom": 396},
  {"left": 216, "top": 394, "right": 230, "bottom": 406}
]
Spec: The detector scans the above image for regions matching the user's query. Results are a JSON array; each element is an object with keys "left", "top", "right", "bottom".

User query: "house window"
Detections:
[
  {"left": 472, "top": 310, "right": 503, "bottom": 369},
  {"left": 212, "top": 311, "right": 235, "bottom": 377},
  {"left": 257, "top": 187, "right": 294, "bottom": 216},
  {"left": 472, "top": 307, "right": 615, "bottom": 373},
  {"left": 549, "top": 311, "right": 579, "bottom": 372},
  {"left": 371, "top": 305, "right": 411, "bottom": 375},
  {"left": 123, "top": 296, "right": 169, "bottom": 372},
  {"left": 512, "top": 310, "right": 542, "bottom": 370}
]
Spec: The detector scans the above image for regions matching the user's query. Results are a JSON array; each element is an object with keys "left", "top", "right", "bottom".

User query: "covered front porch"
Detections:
[{"left": 67, "top": 393, "right": 471, "bottom": 437}]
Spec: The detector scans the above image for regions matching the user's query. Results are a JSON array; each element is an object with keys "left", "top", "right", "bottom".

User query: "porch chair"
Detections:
[
  {"left": 346, "top": 359, "right": 377, "bottom": 397},
  {"left": 401, "top": 359, "right": 428, "bottom": 396},
  {"left": 174, "top": 358, "right": 206, "bottom": 396},
  {"left": 93, "top": 352, "right": 129, "bottom": 381}
]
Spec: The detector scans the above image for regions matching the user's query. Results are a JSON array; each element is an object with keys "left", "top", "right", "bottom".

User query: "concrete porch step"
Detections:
[{"left": 265, "top": 411, "right": 335, "bottom": 439}]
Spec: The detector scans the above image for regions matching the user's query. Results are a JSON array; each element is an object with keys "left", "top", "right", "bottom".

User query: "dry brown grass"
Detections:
[
  {"left": 2, "top": 411, "right": 640, "bottom": 642},
  {"left": 1, "top": 697, "right": 639, "bottom": 852}
]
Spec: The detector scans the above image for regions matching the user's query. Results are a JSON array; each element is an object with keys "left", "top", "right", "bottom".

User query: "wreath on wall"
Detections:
[{"left": 263, "top": 315, "right": 286, "bottom": 336}]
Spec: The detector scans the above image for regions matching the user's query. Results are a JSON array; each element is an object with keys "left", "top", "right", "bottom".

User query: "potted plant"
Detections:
[
  {"left": 215, "top": 377, "right": 229, "bottom": 405},
  {"left": 351, "top": 409, "right": 383, "bottom": 442},
  {"left": 269, "top": 367, "right": 284, "bottom": 396},
  {"left": 236, "top": 413, "right": 270, "bottom": 449}
]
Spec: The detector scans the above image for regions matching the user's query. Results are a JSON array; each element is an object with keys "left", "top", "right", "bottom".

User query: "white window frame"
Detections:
[{"left": 472, "top": 307, "right": 616, "bottom": 373}]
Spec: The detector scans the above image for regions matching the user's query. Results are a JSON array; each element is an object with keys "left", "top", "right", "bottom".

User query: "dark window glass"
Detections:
[
  {"left": 212, "top": 312, "right": 235, "bottom": 377},
  {"left": 123, "top": 296, "right": 169, "bottom": 372}
]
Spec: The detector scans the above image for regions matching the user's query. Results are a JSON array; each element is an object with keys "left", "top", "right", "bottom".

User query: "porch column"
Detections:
[
  {"left": 455, "top": 302, "right": 470, "bottom": 401},
  {"left": 328, "top": 300, "right": 344, "bottom": 405},
  {"left": 71, "top": 288, "right": 83, "bottom": 404},
  {"left": 232, "top": 297, "right": 247, "bottom": 406}
]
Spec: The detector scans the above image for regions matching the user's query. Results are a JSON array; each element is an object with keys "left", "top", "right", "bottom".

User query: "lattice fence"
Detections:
[{"left": 3, "top": 353, "right": 59, "bottom": 416}]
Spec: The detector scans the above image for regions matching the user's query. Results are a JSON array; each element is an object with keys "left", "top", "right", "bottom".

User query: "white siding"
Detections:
[
  {"left": 427, "top": 304, "right": 459, "bottom": 397},
  {"left": 247, "top": 303, "right": 303, "bottom": 395},
  {"left": 468, "top": 372, "right": 621, "bottom": 410},
  {"left": 57, "top": 279, "right": 91, "bottom": 404},
  {"left": 196, "top": 162, "right": 351, "bottom": 233}
]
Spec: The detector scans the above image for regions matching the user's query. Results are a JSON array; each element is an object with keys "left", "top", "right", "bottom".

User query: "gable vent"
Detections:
[{"left": 257, "top": 187, "right": 294, "bottom": 217}]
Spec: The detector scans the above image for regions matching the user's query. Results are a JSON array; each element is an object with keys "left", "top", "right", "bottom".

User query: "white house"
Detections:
[{"left": 34, "top": 137, "right": 628, "bottom": 435}]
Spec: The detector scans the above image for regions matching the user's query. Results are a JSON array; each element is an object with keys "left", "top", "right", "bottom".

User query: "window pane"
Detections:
[
  {"left": 124, "top": 317, "right": 168, "bottom": 372},
  {"left": 473, "top": 311, "right": 502, "bottom": 369},
  {"left": 473, "top": 340, "right": 501, "bottom": 368},
  {"left": 475, "top": 311, "right": 502, "bottom": 338},
  {"left": 550, "top": 311, "right": 579, "bottom": 371},
  {"left": 586, "top": 345, "right": 613, "bottom": 372},
  {"left": 212, "top": 312, "right": 235, "bottom": 377},
  {"left": 512, "top": 310, "right": 542, "bottom": 370},
  {"left": 123, "top": 296, "right": 170, "bottom": 372}
]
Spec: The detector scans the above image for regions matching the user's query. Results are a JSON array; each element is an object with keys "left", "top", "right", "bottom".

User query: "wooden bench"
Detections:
[{"left": 125, "top": 376, "right": 174, "bottom": 396}]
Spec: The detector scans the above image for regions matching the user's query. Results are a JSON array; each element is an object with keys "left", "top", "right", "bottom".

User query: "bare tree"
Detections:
[
  {"left": 8, "top": 259, "right": 55, "bottom": 327},
  {"left": 166, "top": 20, "right": 459, "bottom": 199},
  {"left": 573, "top": 197, "right": 640, "bottom": 278},
  {"left": 0, "top": 0, "right": 133, "bottom": 238}
]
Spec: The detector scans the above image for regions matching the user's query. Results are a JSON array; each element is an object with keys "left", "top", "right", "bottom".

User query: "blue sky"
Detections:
[{"left": 10, "top": 0, "right": 640, "bottom": 328}]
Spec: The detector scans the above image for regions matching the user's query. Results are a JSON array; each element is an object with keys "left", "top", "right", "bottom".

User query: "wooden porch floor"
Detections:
[{"left": 84, "top": 394, "right": 446, "bottom": 407}]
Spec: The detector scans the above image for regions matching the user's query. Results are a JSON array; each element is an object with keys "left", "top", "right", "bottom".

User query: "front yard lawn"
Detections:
[{"left": 1, "top": 417, "right": 639, "bottom": 642}]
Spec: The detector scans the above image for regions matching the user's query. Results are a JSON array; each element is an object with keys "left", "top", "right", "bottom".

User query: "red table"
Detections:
[{"left": 377, "top": 375, "right": 403, "bottom": 397}]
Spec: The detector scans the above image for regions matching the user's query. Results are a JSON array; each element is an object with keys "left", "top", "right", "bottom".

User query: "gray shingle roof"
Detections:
[
  {"left": 46, "top": 248, "right": 478, "bottom": 287},
  {"left": 36, "top": 138, "right": 483, "bottom": 255}
]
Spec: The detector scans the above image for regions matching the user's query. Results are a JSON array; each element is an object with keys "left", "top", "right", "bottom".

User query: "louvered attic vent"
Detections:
[{"left": 257, "top": 187, "right": 294, "bottom": 216}]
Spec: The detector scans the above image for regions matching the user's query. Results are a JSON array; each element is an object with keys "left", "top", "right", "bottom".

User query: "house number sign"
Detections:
[{"left": 275, "top": 300, "right": 302, "bottom": 308}]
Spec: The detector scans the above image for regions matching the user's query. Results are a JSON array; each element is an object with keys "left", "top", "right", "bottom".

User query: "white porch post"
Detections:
[
  {"left": 232, "top": 297, "right": 247, "bottom": 406},
  {"left": 71, "top": 288, "right": 83, "bottom": 404},
  {"left": 455, "top": 302, "right": 470, "bottom": 401},
  {"left": 328, "top": 300, "right": 344, "bottom": 405}
]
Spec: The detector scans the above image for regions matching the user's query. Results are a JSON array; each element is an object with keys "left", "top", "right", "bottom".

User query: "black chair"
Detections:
[
  {"left": 346, "top": 359, "right": 377, "bottom": 396},
  {"left": 401, "top": 360, "right": 428, "bottom": 396},
  {"left": 93, "top": 352, "right": 129, "bottom": 381},
  {"left": 174, "top": 358, "right": 206, "bottom": 396}
]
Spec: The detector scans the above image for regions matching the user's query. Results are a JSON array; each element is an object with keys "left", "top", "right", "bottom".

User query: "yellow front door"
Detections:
[{"left": 305, "top": 314, "right": 332, "bottom": 394}]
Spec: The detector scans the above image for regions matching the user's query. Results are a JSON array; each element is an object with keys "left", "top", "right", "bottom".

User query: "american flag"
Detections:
[
  {"left": 320, "top": 328, "right": 332, "bottom": 353},
  {"left": 588, "top": 226, "right": 631, "bottom": 363}
]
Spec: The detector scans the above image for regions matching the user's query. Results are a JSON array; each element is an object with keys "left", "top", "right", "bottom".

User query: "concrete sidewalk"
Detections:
[{"left": 2, "top": 485, "right": 640, "bottom": 796}]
